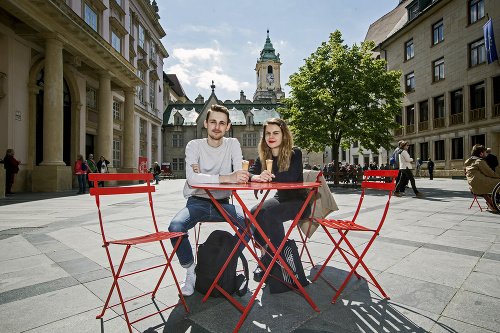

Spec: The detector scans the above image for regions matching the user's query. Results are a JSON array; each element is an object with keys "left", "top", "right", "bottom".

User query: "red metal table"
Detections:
[{"left": 191, "top": 181, "right": 321, "bottom": 332}]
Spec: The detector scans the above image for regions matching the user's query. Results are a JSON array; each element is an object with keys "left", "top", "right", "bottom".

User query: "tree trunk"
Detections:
[{"left": 331, "top": 142, "right": 340, "bottom": 185}]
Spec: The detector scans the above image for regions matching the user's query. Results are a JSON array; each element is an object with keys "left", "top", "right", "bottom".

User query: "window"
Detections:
[
  {"left": 452, "top": 138, "right": 464, "bottom": 160},
  {"left": 138, "top": 24, "right": 145, "bottom": 49},
  {"left": 84, "top": 4, "right": 97, "bottom": 31},
  {"left": 469, "top": 0, "right": 484, "bottom": 24},
  {"left": 434, "top": 95, "right": 445, "bottom": 128},
  {"left": 115, "top": 0, "right": 121, "bottom": 5},
  {"left": 353, "top": 140, "right": 358, "bottom": 148},
  {"left": 172, "top": 134, "right": 184, "bottom": 148},
  {"left": 433, "top": 20, "right": 444, "bottom": 45},
  {"left": 408, "top": 144, "right": 415, "bottom": 159},
  {"left": 149, "top": 80, "right": 155, "bottom": 109},
  {"left": 138, "top": 69, "right": 144, "bottom": 103},
  {"left": 139, "top": 147, "right": 144, "bottom": 157},
  {"left": 267, "top": 66, "right": 273, "bottom": 74},
  {"left": 420, "top": 101, "right": 429, "bottom": 121},
  {"left": 113, "top": 140, "right": 121, "bottom": 168},
  {"left": 451, "top": 89, "right": 463, "bottom": 115},
  {"left": 471, "top": 134, "right": 485, "bottom": 147},
  {"left": 406, "top": 72, "right": 415, "bottom": 92},
  {"left": 435, "top": 140, "right": 445, "bottom": 160},
  {"left": 406, "top": 105, "right": 415, "bottom": 125},
  {"left": 433, "top": 58, "right": 444, "bottom": 82},
  {"left": 111, "top": 31, "right": 120, "bottom": 53},
  {"left": 112, "top": 100, "right": 120, "bottom": 120},
  {"left": 470, "top": 82, "right": 485, "bottom": 109},
  {"left": 470, "top": 39, "right": 485, "bottom": 67},
  {"left": 408, "top": 2, "right": 419, "bottom": 20},
  {"left": 128, "top": 11, "right": 133, "bottom": 35},
  {"left": 86, "top": 86, "right": 97, "bottom": 110},
  {"left": 405, "top": 39, "right": 414, "bottom": 60},
  {"left": 242, "top": 133, "right": 258, "bottom": 147},
  {"left": 139, "top": 119, "right": 145, "bottom": 134},
  {"left": 172, "top": 158, "right": 185, "bottom": 171},
  {"left": 150, "top": 42, "right": 155, "bottom": 61},
  {"left": 420, "top": 142, "right": 429, "bottom": 161}
]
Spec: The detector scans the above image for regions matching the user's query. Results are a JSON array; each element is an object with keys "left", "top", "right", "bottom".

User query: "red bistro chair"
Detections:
[
  {"left": 312, "top": 169, "right": 399, "bottom": 304},
  {"left": 89, "top": 173, "right": 189, "bottom": 333},
  {"left": 465, "top": 169, "right": 489, "bottom": 211}
]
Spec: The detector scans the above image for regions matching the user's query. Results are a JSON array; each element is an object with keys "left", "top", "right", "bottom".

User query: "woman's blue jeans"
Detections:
[
  {"left": 168, "top": 196, "right": 248, "bottom": 267},
  {"left": 77, "top": 174, "right": 86, "bottom": 193}
]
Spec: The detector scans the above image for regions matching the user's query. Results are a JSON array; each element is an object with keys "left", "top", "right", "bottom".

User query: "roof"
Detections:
[
  {"left": 249, "top": 107, "right": 280, "bottom": 124},
  {"left": 167, "top": 108, "right": 199, "bottom": 125},
  {"left": 258, "top": 29, "right": 278, "bottom": 63},
  {"left": 364, "top": 2, "right": 407, "bottom": 45},
  {"left": 165, "top": 73, "right": 187, "bottom": 99}
]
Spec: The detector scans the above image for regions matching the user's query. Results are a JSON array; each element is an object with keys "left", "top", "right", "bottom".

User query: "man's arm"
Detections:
[
  {"left": 219, "top": 139, "right": 248, "bottom": 183},
  {"left": 185, "top": 140, "right": 219, "bottom": 184}
]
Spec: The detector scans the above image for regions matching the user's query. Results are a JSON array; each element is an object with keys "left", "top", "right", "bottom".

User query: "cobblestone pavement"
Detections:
[{"left": 0, "top": 177, "right": 499, "bottom": 333}]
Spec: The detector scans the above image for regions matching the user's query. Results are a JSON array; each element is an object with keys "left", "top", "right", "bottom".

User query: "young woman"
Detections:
[
  {"left": 393, "top": 141, "right": 425, "bottom": 197},
  {"left": 248, "top": 118, "right": 311, "bottom": 259}
]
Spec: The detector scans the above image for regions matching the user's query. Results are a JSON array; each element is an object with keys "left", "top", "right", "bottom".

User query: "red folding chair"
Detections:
[
  {"left": 469, "top": 192, "right": 488, "bottom": 211},
  {"left": 311, "top": 169, "right": 399, "bottom": 304},
  {"left": 89, "top": 173, "right": 189, "bottom": 333}
]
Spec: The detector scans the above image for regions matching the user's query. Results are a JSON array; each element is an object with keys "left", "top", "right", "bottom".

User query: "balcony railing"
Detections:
[
  {"left": 450, "top": 112, "right": 464, "bottom": 125},
  {"left": 418, "top": 121, "right": 429, "bottom": 131},
  {"left": 406, "top": 124, "right": 415, "bottom": 134},
  {"left": 433, "top": 117, "right": 445, "bottom": 128},
  {"left": 493, "top": 103, "right": 500, "bottom": 117},
  {"left": 469, "top": 107, "right": 485, "bottom": 122},
  {"left": 394, "top": 127, "right": 403, "bottom": 136}
]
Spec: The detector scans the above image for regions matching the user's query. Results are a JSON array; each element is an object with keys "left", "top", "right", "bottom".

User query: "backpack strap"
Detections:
[{"left": 235, "top": 247, "right": 249, "bottom": 297}]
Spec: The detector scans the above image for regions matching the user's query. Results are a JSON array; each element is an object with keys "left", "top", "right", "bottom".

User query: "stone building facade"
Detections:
[
  {"left": 373, "top": 0, "right": 500, "bottom": 175},
  {"left": 0, "top": 0, "right": 166, "bottom": 193}
]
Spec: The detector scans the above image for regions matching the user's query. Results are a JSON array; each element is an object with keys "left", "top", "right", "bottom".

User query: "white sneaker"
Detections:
[{"left": 180, "top": 269, "right": 196, "bottom": 296}]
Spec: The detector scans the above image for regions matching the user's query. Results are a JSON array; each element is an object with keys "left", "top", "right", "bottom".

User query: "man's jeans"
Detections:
[{"left": 168, "top": 196, "right": 248, "bottom": 267}]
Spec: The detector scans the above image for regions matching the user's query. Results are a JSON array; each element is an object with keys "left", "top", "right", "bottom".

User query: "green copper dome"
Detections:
[{"left": 258, "top": 29, "right": 278, "bottom": 63}]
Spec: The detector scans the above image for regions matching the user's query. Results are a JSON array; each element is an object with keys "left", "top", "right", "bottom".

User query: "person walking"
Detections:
[
  {"left": 3, "top": 149, "right": 21, "bottom": 195},
  {"left": 153, "top": 161, "right": 161, "bottom": 184},
  {"left": 74, "top": 154, "right": 87, "bottom": 194},
  {"left": 427, "top": 158, "right": 435, "bottom": 180},
  {"left": 416, "top": 158, "right": 423, "bottom": 177},
  {"left": 393, "top": 141, "right": 425, "bottom": 198}
]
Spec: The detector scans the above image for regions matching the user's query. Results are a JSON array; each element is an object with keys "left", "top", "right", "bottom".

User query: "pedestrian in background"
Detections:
[
  {"left": 3, "top": 149, "right": 20, "bottom": 195},
  {"left": 86, "top": 154, "right": 97, "bottom": 188},
  {"left": 153, "top": 161, "right": 161, "bottom": 184},
  {"left": 96, "top": 156, "right": 110, "bottom": 187},
  {"left": 393, "top": 141, "right": 425, "bottom": 198},
  {"left": 74, "top": 154, "right": 87, "bottom": 194},
  {"left": 416, "top": 157, "right": 423, "bottom": 177},
  {"left": 427, "top": 158, "right": 435, "bottom": 180},
  {"left": 485, "top": 148, "right": 498, "bottom": 172}
]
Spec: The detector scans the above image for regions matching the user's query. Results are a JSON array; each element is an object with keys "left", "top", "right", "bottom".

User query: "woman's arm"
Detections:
[{"left": 273, "top": 148, "right": 303, "bottom": 182}]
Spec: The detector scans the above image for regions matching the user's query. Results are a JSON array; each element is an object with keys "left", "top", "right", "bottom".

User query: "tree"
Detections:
[{"left": 280, "top": 30, "right": 404, "bottom": 174}]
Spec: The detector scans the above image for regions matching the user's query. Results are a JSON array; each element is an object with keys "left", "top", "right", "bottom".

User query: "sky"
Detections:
[{"left": 158, "top": 0, "right": 401, "bottom": 101}]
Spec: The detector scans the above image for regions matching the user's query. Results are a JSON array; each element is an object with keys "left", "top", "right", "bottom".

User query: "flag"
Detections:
[{"left": 484, "top": 19, "right": 499, "bottom": 64}]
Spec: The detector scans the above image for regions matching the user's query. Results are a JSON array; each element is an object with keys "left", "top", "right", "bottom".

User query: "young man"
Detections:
[
  {"left": 153, "top": 161, "right": 161, "bottom": 184},
  {"left": 168, "top": 105, "right": 250, "bottom": 296}
]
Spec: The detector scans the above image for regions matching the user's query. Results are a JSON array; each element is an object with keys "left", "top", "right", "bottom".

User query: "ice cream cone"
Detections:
[{"left": 266, "top": 159, "right": 273, "bottom": 172}]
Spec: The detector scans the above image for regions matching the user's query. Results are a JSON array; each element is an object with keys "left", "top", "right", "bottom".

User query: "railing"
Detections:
[
  {"left": 450, "top": 112, "right": 464, "bottom": 125},
  {"left": 469, "top": 107, "right": 485, "bottom": 122},
  {"left": 433, "top": 117, "right": 445, "bottom": 128},
  {"left": 493, "top": 103, "right": 500, "bottom": 117},
  {"left": 394, "top": 128, "right": 403, "bottom": 136},
  {"left": 418, "top": 121, "right": 429, "bottom": 131},
  {"left": 406, "top": 124, "right": 415, "bottom": 134}
]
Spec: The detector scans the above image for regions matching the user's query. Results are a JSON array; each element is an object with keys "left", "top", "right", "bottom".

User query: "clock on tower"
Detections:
[{"left": 266, "top": 73, "right": 274, "bottom": 83}]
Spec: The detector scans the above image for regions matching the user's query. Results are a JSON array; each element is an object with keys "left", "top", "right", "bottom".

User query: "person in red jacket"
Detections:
[
  {"left": 3, "top": 149, "right": 21, "bottom": 195},
  {"left": 74, "top": 154, "right": 88, "bottom": 194}
]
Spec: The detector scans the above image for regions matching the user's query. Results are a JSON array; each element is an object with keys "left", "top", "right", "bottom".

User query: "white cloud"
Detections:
[{"left": 171, "top": 47, "right": 222, "bottom": 67}]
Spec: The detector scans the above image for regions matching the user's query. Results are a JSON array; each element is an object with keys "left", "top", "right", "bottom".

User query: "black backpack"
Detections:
[
  {"left": 261, "top": 239, "right": 310, "bottom": 294},
  {"left": 195, "top": 230, "right": 249, "bottom": 297}
]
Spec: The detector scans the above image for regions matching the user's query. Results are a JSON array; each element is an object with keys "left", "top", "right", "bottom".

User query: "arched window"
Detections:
[{"left": 268, "top": 66, "right": 273, "bottom": 74}]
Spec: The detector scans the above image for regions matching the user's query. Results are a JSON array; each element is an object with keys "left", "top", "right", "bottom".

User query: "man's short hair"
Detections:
[
  {"left": 486, "top": 148, "right": 492, "bottom": 154},
  {"left": 206, "top": 104, "right": 230, "bottom": 123},
  {"left": 471, "top": 144, "right": 487, "bottom": 157}
]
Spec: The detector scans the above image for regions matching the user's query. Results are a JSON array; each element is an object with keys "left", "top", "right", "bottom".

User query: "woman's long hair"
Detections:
[{"left": 258, "top": 118, "right": 294, "bottom": 173}]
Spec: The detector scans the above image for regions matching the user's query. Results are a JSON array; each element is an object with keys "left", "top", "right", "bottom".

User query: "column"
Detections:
[
  {"left": 122, "top": 88, "right": 136, "bottom": 171},
  {"left": 40, "top": 34, "right": 65, "bottom": 166},
  {"left": 96, "top": 71, "right": 113, "bottom": 165}
]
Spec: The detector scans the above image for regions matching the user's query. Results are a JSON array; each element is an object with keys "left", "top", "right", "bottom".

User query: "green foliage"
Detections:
[{"left": 279, "top": 30, "right": 404, "bottom": 157}]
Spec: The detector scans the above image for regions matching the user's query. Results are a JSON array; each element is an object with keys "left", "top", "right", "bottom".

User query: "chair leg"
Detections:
[{"left": 297, "top": 225, "right": 316, "bottom": 268}]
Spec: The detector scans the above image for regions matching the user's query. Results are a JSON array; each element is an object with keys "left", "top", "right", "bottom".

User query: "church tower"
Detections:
[{"left": 253, "top": 30, "right": 285, "bottom": 103}]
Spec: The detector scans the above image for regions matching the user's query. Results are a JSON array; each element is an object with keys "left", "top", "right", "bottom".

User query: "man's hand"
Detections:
[
  {"left": 191, "top": 164, "right": 200, "bottom": 173},
  {"left": 219, "top": 169, "right": 249, "bottom": 183}
]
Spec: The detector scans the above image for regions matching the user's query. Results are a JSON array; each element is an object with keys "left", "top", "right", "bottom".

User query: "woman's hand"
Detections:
[{"left": 254, "top": 170, "right": 274, "bottom": 183}]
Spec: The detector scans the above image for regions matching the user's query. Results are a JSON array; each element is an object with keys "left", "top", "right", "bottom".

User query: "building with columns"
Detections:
[
  {"left": 0, "top": 0, "right": 166, "bottom": 193},
  {"left": 369, "top": 0, "right": 500, "bottom": 175}
]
